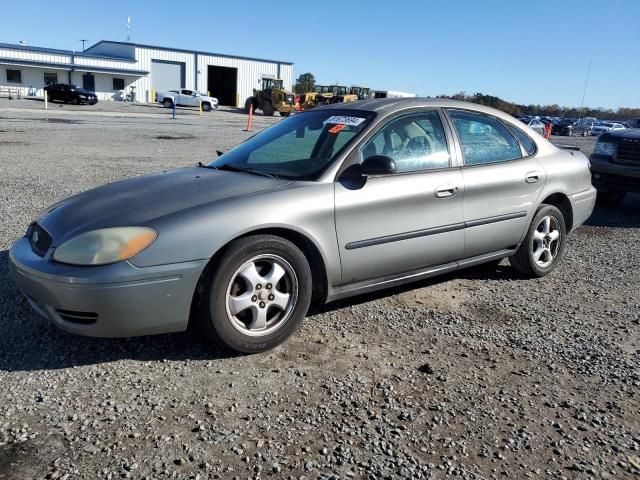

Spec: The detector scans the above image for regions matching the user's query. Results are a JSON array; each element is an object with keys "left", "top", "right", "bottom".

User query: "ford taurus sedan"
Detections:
[{"left": 10, "top": 99, "right": 596, "bottom": 353}]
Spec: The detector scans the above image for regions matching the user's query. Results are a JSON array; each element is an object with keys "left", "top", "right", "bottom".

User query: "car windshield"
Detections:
[{"left": 208, "top": 109, "right": 375, "bottom": 180}]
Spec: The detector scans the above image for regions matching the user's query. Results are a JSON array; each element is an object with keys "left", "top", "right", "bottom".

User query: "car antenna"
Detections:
[{"left": 575, "top": 60, "right": 592, "bottom": 150}]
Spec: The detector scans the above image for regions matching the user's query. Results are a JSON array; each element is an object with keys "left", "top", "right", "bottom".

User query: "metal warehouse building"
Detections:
[{"left": 0, "top": 40, "right": 293, "bottom": 106}]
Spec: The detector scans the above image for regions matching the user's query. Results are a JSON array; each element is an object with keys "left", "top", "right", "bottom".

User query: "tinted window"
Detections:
[
  {"left": 505, "top": 123, "right": 536, "bottom": 156},
  {"left": 448, "top": 109, "right": 522, "bottom": 165},
  {"left": 360, "top": 111, "right": 450, "bottom": 173},
  {"left": 182, "top": 89, "right": 193, "bottom": 96},
  {"left": 6, "top": 69, "right": 21, "bottom": 83}
]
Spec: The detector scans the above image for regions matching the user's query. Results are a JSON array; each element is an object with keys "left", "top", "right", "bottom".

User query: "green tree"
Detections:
[{"left": 294, "top": 73, "right": 316, "bottom": 94}]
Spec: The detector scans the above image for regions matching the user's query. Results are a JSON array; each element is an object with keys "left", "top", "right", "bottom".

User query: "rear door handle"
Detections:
[
  {"left": 435, "top": 184, "right": 459, "bottom": 198},
  {"left": 525, "top": 171, "right": 541, "bottom": 183}
]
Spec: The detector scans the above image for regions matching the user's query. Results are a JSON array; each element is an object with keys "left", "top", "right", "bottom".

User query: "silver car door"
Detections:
[
  {"left": 335, "top": 110, "right": 465, "bottom": 284},
  {"left": 445, "top": 109, "right": 546, "bottom": 258}
]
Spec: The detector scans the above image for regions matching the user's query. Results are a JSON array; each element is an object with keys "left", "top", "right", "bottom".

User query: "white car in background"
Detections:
[
  {"left": 520, "top": 118, "right": 546, "bottom": 135},
  {"left": 590, "top": 122, "right": 626, "bottom": 136},
  {"left": 157, "top": 88, "right": 219, "bottom": 111}
]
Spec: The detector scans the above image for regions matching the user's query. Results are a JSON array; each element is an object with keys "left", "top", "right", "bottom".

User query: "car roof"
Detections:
[{"left": 312, "top": 97, "right": 515, "bottom": 119}]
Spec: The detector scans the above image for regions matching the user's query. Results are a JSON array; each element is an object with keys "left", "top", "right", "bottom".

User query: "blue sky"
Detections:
[{"left": 4, "top": 0, "right": 639, "bottom": 109}]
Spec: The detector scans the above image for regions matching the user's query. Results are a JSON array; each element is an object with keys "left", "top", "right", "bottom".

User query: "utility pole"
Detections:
[
  {"left": 126, "top": 16, "right": 131, "bottom": 42},
  {"left": 79, "top": 39, "right": 87, "bottom": 51}
]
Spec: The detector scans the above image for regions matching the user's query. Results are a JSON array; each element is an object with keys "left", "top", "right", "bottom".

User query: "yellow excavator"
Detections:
[{"left": 245, "top": 78, "right": 295, "bottom": 116}]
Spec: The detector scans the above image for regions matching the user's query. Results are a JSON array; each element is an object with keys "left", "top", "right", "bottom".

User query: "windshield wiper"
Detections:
[
  {"left": 196, "top": 162, "right": 217, "bottom": 169},
  {"left": 216, "top": 164, "right": 278, "bottom": 179}
]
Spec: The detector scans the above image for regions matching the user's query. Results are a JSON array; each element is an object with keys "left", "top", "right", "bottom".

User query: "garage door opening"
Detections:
[{"left": 207, "top": 66, "right": 237, "bottom": 106}]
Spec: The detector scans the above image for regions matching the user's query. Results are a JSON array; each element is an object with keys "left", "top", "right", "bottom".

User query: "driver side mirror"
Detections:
[{"left": 361, "top": 155, "right": 396, "bottom": 176}]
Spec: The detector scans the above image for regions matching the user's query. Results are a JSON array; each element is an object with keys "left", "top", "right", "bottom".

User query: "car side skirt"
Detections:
[{"left": 325, "top": 248, "right": 517, "bottom": 303}]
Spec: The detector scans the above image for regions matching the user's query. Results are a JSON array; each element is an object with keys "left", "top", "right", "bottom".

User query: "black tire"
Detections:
[
  {"left": 71, "top": 96, "right": 80, "bottom": 105},
  {"left": 262, "top": 101, "right": 274, "bottom": 116},
  {"left": 163, "top": 98, "right": 173, "bottom": 109},
  {"left": 244, "top": 98, "right": 256, "bottom": 113},
  {"left": 509, "top": 205, "right": 567, "bottom": 278},
  {"left": 47, "top": 93, "right": 55, "bottom": 103},
  {"left": 279, "top": 111, "right": 291, "bottom": 117},
  {"left": 596, "top": 190, "right": 626, "bottom": 207},
  {"left": 196, "top": 235, "right": 312, "bottom": 354},
  {"left": 202, "top": 102, "right": 212, "bottom": 112}
]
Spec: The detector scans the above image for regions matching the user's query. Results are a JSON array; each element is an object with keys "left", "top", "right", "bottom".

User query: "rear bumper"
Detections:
[
  {"left": 569, "top": 187, "right": 597, "bottom": 231},
  {"left": 9, "top": 237, "right": 207, "bottom": 338}
]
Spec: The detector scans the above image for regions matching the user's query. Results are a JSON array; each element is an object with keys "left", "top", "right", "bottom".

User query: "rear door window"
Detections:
[{"left": 447, "top": 109, "right": 522, "bottom": 165}]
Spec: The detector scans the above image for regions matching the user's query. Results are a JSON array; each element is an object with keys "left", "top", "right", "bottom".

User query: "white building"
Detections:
[{"left": 0, "top": 40, "right": 294, "bottom": 106}]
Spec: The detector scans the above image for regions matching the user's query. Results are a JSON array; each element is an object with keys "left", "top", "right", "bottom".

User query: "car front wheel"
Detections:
[
  {"left": 197, "top": 235, "right": 312, "bottom": 353},
  {"left": 509, "top": 205, "right": 567, "bottom": 278},
  {"left": 202, "top": 102, "right": 212, "bottom": 112}
]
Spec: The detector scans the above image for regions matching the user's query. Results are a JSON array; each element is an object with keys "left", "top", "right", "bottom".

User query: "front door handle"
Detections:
[
  {"left": 435, "top": 184, "right": 459, "bottom": 198},
  {"left": 525, "top": 171, "right": 541, "bottom": 183}
]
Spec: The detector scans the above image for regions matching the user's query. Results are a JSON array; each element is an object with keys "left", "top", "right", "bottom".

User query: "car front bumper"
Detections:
[
  {"left": 590, "top": 155, "right": 640, "bottom": 193},
  {"left": 9, "top": 237, "right": 208, "bottom": 338}
]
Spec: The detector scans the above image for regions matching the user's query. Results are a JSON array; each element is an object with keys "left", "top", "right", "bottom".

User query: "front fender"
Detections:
[{"left": 129, "top": 182, "right": 341, "bottom": 289}]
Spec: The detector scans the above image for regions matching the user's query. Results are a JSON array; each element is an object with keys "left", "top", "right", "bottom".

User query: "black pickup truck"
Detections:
[{"left": 590, "top": 128, "right": 640, "bottom": 206}]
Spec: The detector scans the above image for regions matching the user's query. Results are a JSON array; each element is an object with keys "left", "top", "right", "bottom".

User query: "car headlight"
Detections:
[
  {"left": 593, "top": 141, "right": 616, "bottom": 156},
  {"left": 53, "top": 227, "right": 157, "bottom": 266}
]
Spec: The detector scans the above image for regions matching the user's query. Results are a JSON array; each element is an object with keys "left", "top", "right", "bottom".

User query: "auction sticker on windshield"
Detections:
[{"left": 323, "top": 116, "right": 366, "bottom": 126}]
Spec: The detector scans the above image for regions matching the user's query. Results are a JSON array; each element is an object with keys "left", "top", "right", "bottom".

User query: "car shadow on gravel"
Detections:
[
  {"left": 585, "top": 193, "right": 640, "bottom": 228},
  {"left": 0, "top": 250, "right": 239, "bottom": 373},
  {"left": 312, "top": 261, "right": 517, "bottom": 315}
]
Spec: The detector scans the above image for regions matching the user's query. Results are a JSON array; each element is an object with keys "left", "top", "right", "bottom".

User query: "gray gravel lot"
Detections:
[{"left": 0, "top": 100, "right": 638, "bottom": 480}]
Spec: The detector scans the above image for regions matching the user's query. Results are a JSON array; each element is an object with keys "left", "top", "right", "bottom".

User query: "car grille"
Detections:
[
  {"left": 28, "top": 223, "right": 52, "bottom": 257},
  {"left": 55, "top": 309, "right": 99, "bottom": 325},
  {"left": 615, "top": 142, "right": 640, "bottom": 165}
]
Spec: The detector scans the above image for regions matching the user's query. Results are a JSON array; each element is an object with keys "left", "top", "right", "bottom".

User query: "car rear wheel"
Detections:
[
  {"left": 196, "top": 235, "right": 312, "bottom": 353},
  {"left": 596, "top": 190, "right": 626, "bottom": 207},
  {"left": 509, "top": 205, "right": 567, "bottom": 278}
]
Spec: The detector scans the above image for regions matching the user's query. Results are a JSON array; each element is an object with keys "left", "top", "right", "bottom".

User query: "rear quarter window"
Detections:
[{"left": 505, "top": 123, "right": 537, "bottom": 156}]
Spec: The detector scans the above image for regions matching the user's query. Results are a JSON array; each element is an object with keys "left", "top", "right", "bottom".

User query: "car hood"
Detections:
[
  {"left": 38, "top": 167, "right": 291, "bottom": 245},
  {"left": 601, "top": 128, "right": 640, "bottom": 141}
]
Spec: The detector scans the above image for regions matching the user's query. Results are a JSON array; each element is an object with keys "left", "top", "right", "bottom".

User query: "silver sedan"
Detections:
[{"left": 10, "top": 99, "right": 596, "bottom": 353}]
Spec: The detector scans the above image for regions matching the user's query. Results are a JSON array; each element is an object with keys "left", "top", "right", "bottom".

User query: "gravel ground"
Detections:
[{"left": 0, "top": 102, "right": 638, "bottom": 480}]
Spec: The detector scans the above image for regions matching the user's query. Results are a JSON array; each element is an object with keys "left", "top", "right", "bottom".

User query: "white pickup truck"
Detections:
[{"left": 157, "top": 89, "right": 219, "bottom": 111}]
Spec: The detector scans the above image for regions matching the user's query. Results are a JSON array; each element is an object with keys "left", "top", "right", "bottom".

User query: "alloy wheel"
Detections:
[
  {"left": 532, "top": 215, "right": 561, "bottom": 268},
  {"left": 225, "top": 254, "right": 298, "bottom": 337}
]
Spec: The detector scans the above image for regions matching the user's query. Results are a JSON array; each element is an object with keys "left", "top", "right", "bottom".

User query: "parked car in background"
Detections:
[
  {"left": 628, "top": 118, "right": 640, "bottom": 128},
  {"left": 157, "top": 89, "right": 219, "bottom": 111},
  {"left": 9, "top": 98, "right": 596, "bottom": 353},
  {"left": 519, "top": 118, "right": 545, "bottom": 135},
  {"left": 590, "top": 128, "right": 640, "bottom": 206},
  {"left": 552, "top": 119, "right": 591, "bottom": 136},
  {"left": 590, "top": 122, "right": 626, "bottom": 136},
  {"left": 44, "top": 84, "right": 98, "bottom": 105}
]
